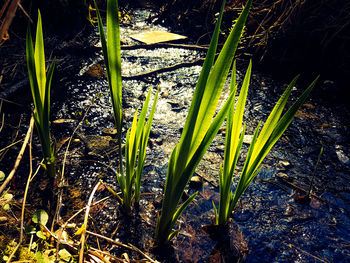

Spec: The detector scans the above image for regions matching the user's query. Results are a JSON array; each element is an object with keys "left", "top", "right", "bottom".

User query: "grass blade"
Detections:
[
  {"left": 26, "top": 27, "right": 41, "bottom": 116},
  {"left": 106, "top": 0, "right": 122, "bottom": 134},
  {"left": 168, "top": 191, "right": 198, "bottom": 241},
  {"left": 34, "top": 11, "right": 46, "bottom": 102},
  {"left": 95, "top": 0, "right": 123, "bottom": 173},
  {"left": 94, "top": 0, "right": 109, "bottom": 83},
  {"left": 187, "top": 0, "right": 252, "bottom": 163},
  {"left": 217, "top": 62, "right": 251, "bottom": 225},
  {"left": 173, "top": 0, "right": 227, "bottom": 174},
  {"left": 248, "top": 76, "right": 319, "bottom": 175},
  {"left": 249, "top": 75, "right": 299, "bottom": 163},
  {"left": 135, "top": 89, "right": 159, "bottom": 203}
]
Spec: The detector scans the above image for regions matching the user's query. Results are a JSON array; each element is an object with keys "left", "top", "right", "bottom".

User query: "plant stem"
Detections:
[{"left": 307, "top": 146, "right": 323, "bottom": 197}]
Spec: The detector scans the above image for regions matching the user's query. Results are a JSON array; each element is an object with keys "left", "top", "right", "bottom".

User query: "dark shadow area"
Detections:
[{"left": 151, "top": 0, "right": 350, "bottom": 105}]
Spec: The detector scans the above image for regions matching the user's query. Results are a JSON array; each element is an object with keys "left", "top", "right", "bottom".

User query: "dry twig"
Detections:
[
  {"left": 0, "top": 0, "right": 20, "bottom": 45},
  {"left": 277, "top": 177, "right": 326, "bottom": 203},
  {"left": 86, "top": 230, "right": 159, "bottom": 263},
  {"left": 0, "top": 114, "right": 22, "bottom": 162},
  {"left": 283, "top": 241, "right": 330, "bottom": 263},
  {"left": 79, "top": 181, "right": 102, "bottom": 263},
  {"left": 122, "top": 58, "right": 204, "bottom": 80},
  {"left": 120, "top": 42, "right": 208, "bottom": 51},
  {"left": 6, "top": 120, "right": 34, "bottom": 263},
  {"left": 0, "top": 116, "right": 33, "bottom": 195},
  {"left": 51, "top": 98, "right": 95, "bottom": 231}
]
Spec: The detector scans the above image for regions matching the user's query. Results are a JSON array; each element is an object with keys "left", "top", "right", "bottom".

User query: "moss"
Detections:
[
  {"left": 0, "top": 237, "right": 35, "bottom": 262},
  {"left": 19, "top": 247, "right": 36, "bottom": 261},
  {"left": 0, "top": 239, "right": 17, "bottom": 262}
]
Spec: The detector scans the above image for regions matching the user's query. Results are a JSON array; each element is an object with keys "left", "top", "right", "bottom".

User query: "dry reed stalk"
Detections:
[
  {"left": 0, "top": 116, "right": 33, "bottom": 195},
  {"left": 0, "top": 0, "right": 20, "bottom": 45}
]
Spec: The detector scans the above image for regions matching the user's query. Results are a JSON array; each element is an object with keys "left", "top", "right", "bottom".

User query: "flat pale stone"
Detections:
[
  {"left": 53, "top": 119, "right": 76, "bottom": 124},
  {"left": 243, "top": 135, "right": 254, "bottom": 144},
  {"left": 130, "top": 31, "right": 187, "bottom": 44}
]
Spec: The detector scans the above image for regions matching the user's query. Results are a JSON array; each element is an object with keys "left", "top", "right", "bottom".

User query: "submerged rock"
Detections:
[{"left": 77, "top": 133, "right": 118, "bottom": 158}]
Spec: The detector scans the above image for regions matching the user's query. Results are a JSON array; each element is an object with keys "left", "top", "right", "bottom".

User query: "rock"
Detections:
[
  {"left": 130, "top": 31, "right": 187, "bottom": 45},
  {"left": 86, "top": 63, "right": 106, "bottom": 78},
  {"left": 243, "top": 135, "right": 254, "bottom": 144},
  {"left": 276, "top": 160, "right": 291, "bottom": 171},
  {"left": 53, "top": 119, "right": 76, "bottom": 124},
  {"left": 161, "top": 92, "right": 169, "bottom": 98},
  {"left": 77, "top": 133, "right": 119, "bottom": 157},
  {"left": 276, "top": 173, "right": 289, "bottom": 179},
  {"left": 335, "top": 145, "right": 350, "bottom": 165},
  {"left": 102, "top": 127, "right": 118, "bottom": 136},
  {"left": 189, "top": 175, "right": 203, "bottom": 189},
  {"left": 279, "top": 160, "right": 291, "bottom": 167}
]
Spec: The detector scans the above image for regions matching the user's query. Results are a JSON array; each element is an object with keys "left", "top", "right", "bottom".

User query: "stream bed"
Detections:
[{"left": 2, "top": 7, "right": 350, "bottom": 263}]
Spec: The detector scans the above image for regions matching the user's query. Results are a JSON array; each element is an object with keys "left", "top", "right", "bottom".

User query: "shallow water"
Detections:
[{"left": 50, "top": 8, "right": 350, "bottom": 262}]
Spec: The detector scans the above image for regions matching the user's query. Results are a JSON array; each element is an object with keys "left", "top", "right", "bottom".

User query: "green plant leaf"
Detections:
[
  {"left": 25, "top": 225, "right": 37, "bottom": 234},
  {"left": 167, "top": 229, "right": 181, "bottom": 242},
  {"left": 36, "top": 251, "right": 50, "bottom": 263},
  {"left": 164, "top": 191, "right": 197, "bottom": 242},
  {"left": 171, "top": 191, "right": 197, "bottom": 230},
  {"left": 34, "top": 11, "right": 46, "bottom": 101},
  {"left": 58, "top": 249, "right": 72, "bottom": 261},
  {"left": 106, "top": 0, "right": 123, "bottom": 136},
  {"left": 228, "top": 76, "right": 318, "bottom": 217},
  {"left": 32, "top": 209, "right": 49, "bottom": 226},
  {"left": 3, "top": 193, "right": 13, "bottom": 201},
  {"left": 95, "top": 0, "right": 124, "bottom": 182},
  {"left": 43, "top": 58, "right": 56, "bottom": 131},
  {"left": 172, "top": 0, "right": 227, "bottom": 174},
  {"left": 135, "top": 88, "right": 159, "bottom": 203},
  {"left": 155, "top": 0, "right": 253, "bottom": 244},
  {"left": 217, "top": 62, "right": 251, "bottom": 225},
  {"left": 0, "top": 171, "right": 5, "bottom": 181},
  {"left": 248, "top": 75, "right": 299, "bottom": 164},
  {"left": 36, "top": 230, "right": 47, "bottom": 240},
  {"left": 26, "top": 10, "right": 56, "bottom": 178},
  {"left": 26, "top": 26, "right": 42, "bottom": 116}
]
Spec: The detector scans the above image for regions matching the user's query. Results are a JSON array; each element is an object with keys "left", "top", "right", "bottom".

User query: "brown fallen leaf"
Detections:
[
  {"left": 56, "top": 137, "right": 70, "bottom": 152},
  {"left": 200, "top": 189, "right": 214, "bottom": 200}
]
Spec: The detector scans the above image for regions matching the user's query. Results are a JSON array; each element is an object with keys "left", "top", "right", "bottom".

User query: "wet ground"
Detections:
[{"left": 1, "top": 8, "right": 350, "bottom": 263}]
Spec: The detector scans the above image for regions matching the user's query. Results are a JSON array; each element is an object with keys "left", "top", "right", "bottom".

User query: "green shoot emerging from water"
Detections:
[
  {"left": 95, "top": 0, "right": 158, "bottom": 212},
  {"left": 94, "top": 0, "right": 123, "bottom": 173},
  {"left": 154, "top": 0, "right": 253, "bottom": 245},
  {"left": 120, "top": 88, "right": 158, "bottom": 212},
  {"left": 26, "top": 11, "right": 56, "bottom": 178},
  {"left": 214, "top": 65, "right": 319, "bottom": 225}
]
